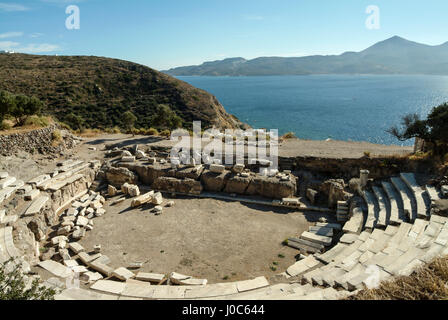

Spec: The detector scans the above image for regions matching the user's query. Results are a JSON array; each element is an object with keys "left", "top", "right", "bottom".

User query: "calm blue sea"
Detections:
[{"left": 177, "top": 75, "right": 448, "bottom": 146}]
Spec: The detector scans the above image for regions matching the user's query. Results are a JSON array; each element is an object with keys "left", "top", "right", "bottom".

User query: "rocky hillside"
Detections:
[{"left": 0, "top": 53, "right": 246, "bottom": 130}]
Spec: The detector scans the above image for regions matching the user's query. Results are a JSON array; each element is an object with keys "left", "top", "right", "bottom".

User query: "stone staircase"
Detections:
[{"left": 275, "top": 172, "right": 448, "bottom": 293}]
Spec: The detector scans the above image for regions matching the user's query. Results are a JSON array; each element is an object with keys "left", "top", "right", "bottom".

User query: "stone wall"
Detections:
[
  {"left": 0, "top": 125, "right": 78, "bottom": 156},
  {"left": 280, "top": 156, "right": 435, "bottom": 180}
]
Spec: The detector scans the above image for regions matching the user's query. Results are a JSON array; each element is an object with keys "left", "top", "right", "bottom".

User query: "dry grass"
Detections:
[
  {"left": 0, "top": 116, "right": 53, "bottom": 135},
  {"left": 51, "top": 129, "right": 62, "bottom": 147},
  {"left": 281, "top": 132, "right": 297, "bottom": 140},
  {"left": 348, "top": 256, "right": 448, "bottom": 300},
  {"left": 77, "top": 128, "right": 103, "bottom": 138}
]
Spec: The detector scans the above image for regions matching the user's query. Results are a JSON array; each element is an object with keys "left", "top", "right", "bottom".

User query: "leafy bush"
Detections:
[
  {"left": 64, "top": 113, "right": 84, "bottom": 131},
  {"left": 0, "top": 91, "right": 43, "bottom": 126},
  {"left": 24, "top": 115, "right": 51, "bottom": 128},
  {"left": 160, "top": 129, "right": 171, "bottom": 137},
  {"left": 151, "top": 104, "right": 182, "bottom": 130},
  {"left": 0, "top": 258, "right": 57, "bottom": 300},
  {"left": 122, "top": 111, "right": 137, "bottom": 134},
  {"left": 145, "top": 128, "right": 159, "bottom": 136},
  {"left": 388, "top": 103, "right": 448, "bottom": 154}
]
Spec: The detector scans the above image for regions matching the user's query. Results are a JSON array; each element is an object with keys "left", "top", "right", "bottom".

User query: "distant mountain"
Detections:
[{"left": 163, "top": 36, "right": 448, "bottom": 76}]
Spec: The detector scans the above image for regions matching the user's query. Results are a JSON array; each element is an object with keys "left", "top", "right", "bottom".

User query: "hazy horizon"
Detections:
[{"left": 1, "top": 1, "right": 448, "bottom": 70}]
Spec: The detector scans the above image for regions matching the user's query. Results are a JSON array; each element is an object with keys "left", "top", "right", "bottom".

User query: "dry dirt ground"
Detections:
[
  {"left": 84, "top": 133, "right": 414, "bottom": 159},
  {"left": 79, "top": 192, "right": 326, "bottom": 283}
]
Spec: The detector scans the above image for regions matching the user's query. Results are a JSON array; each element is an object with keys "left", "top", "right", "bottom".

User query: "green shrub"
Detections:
[
  {"left": 24, "top": 115, "right": 50, "bottom": 128},
  {"left": 160, "top": 129, "right": 171, "bottom": 137},
  {"left": 0, "top": 258, "right": 57, "bottom": 300},
  {"left": 145, "top": 128, "right": 159, "bottom": 136},
  {"left": 151, "top": 104, "right": 182, "bottom": 130},
  {"left": 64, "top": 113, "right": 84, "bottom": 131},
  {"left": 0, "top": 120, "right": 12, "bottom": 130},
  {"left": 122, "top": 111, "right": 137, "bottom": 134},
  {"left": 51, "top": 129, "right": 62, "bottom": 146}
]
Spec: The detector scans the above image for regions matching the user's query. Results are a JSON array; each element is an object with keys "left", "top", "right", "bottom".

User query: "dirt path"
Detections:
[{"left": 84, "top": 133, "right": 413, "bottom": 159}]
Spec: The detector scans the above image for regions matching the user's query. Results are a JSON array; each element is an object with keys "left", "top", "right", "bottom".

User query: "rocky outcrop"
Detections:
[
  {"left": 105, "top": 167, "right": 138, "bottom": 187},
  {"left": 152, "top": 177, "right": 202, "bottom": 195},
  {"left": 246, "top": 175, "right": 296, "bottom": 199},
  {"left": 224, "top": 174, "right": 253, "bottom": 194},
  {"left": 320, "top": 179, "right": 351, "bottom": 208},
  {"left": 117, "top": 162, "right": 174, "bottom": 185},
  {"left": 201, "top": 170, "right": 232, "bottom": 192},
  {"left": 0, "top": 125, "right": 78, "bottom": 156}
]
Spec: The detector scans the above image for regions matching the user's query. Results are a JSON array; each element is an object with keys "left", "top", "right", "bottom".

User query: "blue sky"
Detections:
[{"left": 1, "top": 0, "right": 448, "bottom": 70}]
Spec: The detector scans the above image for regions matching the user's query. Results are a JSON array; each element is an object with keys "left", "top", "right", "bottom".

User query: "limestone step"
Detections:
[
  {"left": 286, "top": 255, "right": 320, "bottom": 277},
  {"left": 287, "top": 238, "right": 324, "bottom": 254},
  {"left": 342, "top": 207, "right": 364, "bottom": 234},
  {"left": 334, "top": 263, "right": 366, "bottom": 290},
  {"left": 333, "top": 232, "right": 370, "bottom": 265},
  {"left": 0, "top": 187, "right": 16, "bottom": 204},
  {"left": 24, "top": 188, "right": 40, "bottom": 201},
  {"left": 3, "top": 226, "right": 20, "bottom": 259},
  {"left": 316, "top": 222, "right": 342, "bottom": 230},
  {"left": 425, "top": 185, "right": 441, "bottom": 207},
  {"left": 382, "top": 181, "right": 406, "bottom": 224},
  {"left": 346, "top": 266, "right": 392, "bottom": 291},
  {"left": 55, "top": 288, "right": 118, "bottom": 300},
  {"left": 384, "top": 246, "right": 425, "bottom": 275},
  {"left": 300, "top": 231, "right": 333, "bottom": 247},
  {"left": 362, "top": 190, "right": 378, "bottom": 230},
  {"left": 23, "top": 195, "right": 49, "bottom": 217},
  {"left": 38, "top": 260, "right": 73, "bottom": 278},
  {"left": 391, "top": 177, "right": 415, "bottom": 221},
  {"left": 214, "top": 283, "right": 292, "bottom": 300},
  {"left": 27, "top": 174, "right": 51, "bottom": 187},
  {"left": 372, "top": 186, "right": 390, "bottom": 228},
  {"left": 321, "top": 267, "right": 347, "bottom": 287},
  {"left": 0, "top": 176, "right": 16, "bottom": 189},
  {"left": 400, "top": 173, "right": 430, "bottom": 219},
  {"left": 308, "top": 226, "right": 334, "bottom": 237},
  {"left": 315, "top": 242, "right": 349, "bottom": 264}
]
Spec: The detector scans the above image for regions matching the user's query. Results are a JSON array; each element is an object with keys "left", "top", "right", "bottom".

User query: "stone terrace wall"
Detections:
[
  {"left": 0, "top": 125, "right": 77, "bottom": 156},
  {"left": 281, "top": 156, "right": 436, "bottom": 180}
]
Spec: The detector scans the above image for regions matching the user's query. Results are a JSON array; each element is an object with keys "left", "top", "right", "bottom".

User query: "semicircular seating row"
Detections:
[
  {"left": 2, "top": 170, "right": 446, "bottom": 300},
  {"left": 1, "top": 165, "right": 354, "bottom": 300},
  {"left": 284, "top": 172, "right": 448, "bottom": 292}
]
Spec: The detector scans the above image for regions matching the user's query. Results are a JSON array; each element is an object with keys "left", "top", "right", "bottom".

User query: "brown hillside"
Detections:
[{"left": 0, "top": 53, "right": 246, "bottom": 130}]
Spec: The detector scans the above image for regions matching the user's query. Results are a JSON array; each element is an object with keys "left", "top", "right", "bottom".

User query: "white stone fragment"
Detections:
[
  {"left": 76, "top": 216, "right": 89, "bottom": 227},
  {"left": 0, "top": 176, "right": 16, "bottom": 189},
  {"left": 210, "top": 164, "right": 225, "bottom": 173},
  {"left": 112, "top": 267, "right": 135, "bottom": 281},
  {"left": 152, "top": 192, "right": 163, "bottom": 205}
]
